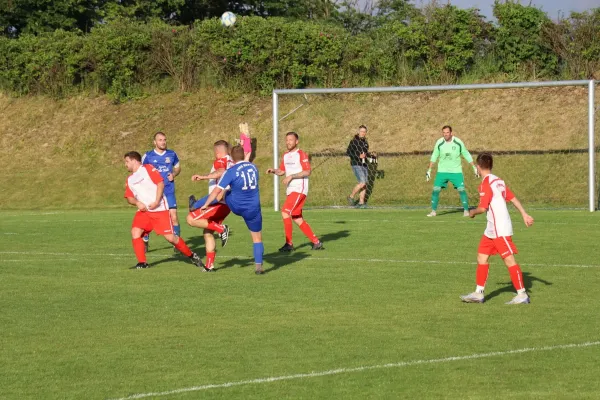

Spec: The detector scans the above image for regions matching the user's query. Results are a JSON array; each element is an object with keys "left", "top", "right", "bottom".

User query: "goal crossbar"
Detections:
[{"left": 272, "top": 80, "right": 597, "bottom": 211}]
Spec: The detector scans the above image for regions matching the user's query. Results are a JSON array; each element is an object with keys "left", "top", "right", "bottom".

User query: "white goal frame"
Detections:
[{"left": 272, "top": 80, "right": 597, "bottom": 212}]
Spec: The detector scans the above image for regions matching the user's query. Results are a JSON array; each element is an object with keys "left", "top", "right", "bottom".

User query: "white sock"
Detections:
[
  {"left": 476, "top": 286, "right": 485, "bottom": 294},
  {"left": 517, "top": 289, "right": 527, "bottom": 295}
]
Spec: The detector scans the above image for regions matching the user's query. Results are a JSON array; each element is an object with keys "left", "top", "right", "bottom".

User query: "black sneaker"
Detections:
[
  {"left": 347, "top": 196, "right": 356, "bottom": 206},
  {"left": 219, "top": 225, "right": 230, "bottom": 247},
  {"left": 190, "top": 253, "right": 206, "bottom": 269},
  {"left": 311, "top": 241, "right": 324, "bottom": 250},
  {"left": 188, "top": 195, "right": 197, "bottom": 212},
  {"left": 131, "top": 262, "right": 149, "bottom": 269},
  {"left": 279, "top": 243, "right": 294, "bottom": 252}
]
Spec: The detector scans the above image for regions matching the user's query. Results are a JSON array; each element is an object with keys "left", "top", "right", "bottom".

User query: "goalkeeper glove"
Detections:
[
  {"left": 472, "top": 165, "right": 480, "bottom": 178},
  {"left": 426, "top": 169, "right": 431, "bottom": 182}
]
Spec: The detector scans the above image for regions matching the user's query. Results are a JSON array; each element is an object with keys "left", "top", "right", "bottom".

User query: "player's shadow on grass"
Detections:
[
  {"left": 436, "top": 208, "right": 466, "bottom": 216},
  {"left": 485, "top": 272, "right": 552, "bottom": 301},
  {"left": 216, "top": 251, "right": 312, "bottom": 273},
  {"left": 293, "top": 229, "right": 351, "bottom": 250},
  {"left": 215, "top": 229, "right": 351, "bottom": 273}
]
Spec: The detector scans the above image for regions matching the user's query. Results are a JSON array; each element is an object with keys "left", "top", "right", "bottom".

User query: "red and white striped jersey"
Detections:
[
  {"left": 478, "top": 174, "right": 515, "bottom": 238},
  {"left": 208, "top": 155, "right": 233, "bottom": 194},
  {"left": 124, "top": 164, "right": 168, "bottom": 212},
  {"left": 280, "top": 149, "right": 310, "bottom": 195}
]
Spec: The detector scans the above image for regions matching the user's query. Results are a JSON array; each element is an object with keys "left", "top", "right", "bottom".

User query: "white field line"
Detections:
[
  {"left": 0, "top": 251, "right": 599, "bottom": 268},
  {"left": 109, "top": 340, "right": 600, "bottom": 400}
]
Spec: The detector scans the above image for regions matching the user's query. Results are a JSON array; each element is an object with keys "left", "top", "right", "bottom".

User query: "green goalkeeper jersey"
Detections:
[{"left": 430, "top": 136, "right": 473, "bottom": 173}]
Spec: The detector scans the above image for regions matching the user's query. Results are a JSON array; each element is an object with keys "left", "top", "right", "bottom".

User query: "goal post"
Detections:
[{"left": 272, "top": 80, "right": 597, "bottom": 212}]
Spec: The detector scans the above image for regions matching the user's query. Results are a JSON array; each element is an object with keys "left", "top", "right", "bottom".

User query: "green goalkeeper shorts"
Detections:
[{"left": 433, "top": 172, "right": 465, "bottom": 190}]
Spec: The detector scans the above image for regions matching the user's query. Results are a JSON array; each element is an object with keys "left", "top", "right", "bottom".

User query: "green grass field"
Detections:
[{"left": 2, "top": 208, "right": 600, "bottom": 399}]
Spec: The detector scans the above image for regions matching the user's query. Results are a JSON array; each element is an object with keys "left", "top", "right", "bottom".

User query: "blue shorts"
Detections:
[
  {"left": 233, "top": 208, "right": 262, "bottom": 232},
  {"left": 352, "top": 165, "right": 368, "bottom": 184},
  {"left": 165, "top": 192, "right": 177, "bottom": 209}
]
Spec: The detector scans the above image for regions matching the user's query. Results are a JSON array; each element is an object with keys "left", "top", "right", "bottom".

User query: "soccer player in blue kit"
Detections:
[
  {"left": 142, "top": 132, "right": 181, "bottom": 251},
  {"left": 199, "top": 145, "right": 265, "bottom": 275}
]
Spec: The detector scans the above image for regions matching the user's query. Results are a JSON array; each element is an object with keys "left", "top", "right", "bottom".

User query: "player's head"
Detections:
[
  {"left": 153, "top": 132, "right": 167, "bottom": 151},
  {"left": 124, "top": 151, "right": 142, "bottom": 172},
  {"left": 213, "top": 140, "right": 229, "bottom": 158},
  {"left": 476, "top": 152, "right": 493, "bottom": 173},
  {"left": 358, "top": 125, "right": 367, "bottom": 138},
  {"left": 442, "top": 125, "right": 453, "bottom": 141},
  {"left": 285, "top": 132, "right": 299, "bottom": 151},
  {"left": 230, "top": 145, "right": 245, "bottom": 162}
]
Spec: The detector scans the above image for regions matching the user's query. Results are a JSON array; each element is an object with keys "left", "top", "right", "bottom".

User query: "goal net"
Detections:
[{"left": 272, "top": 82, "right": 598, "bottom": 211}]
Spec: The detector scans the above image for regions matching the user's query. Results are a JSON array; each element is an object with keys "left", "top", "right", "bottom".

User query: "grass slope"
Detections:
[
  {"left": 1, "top": 208, "right": 600, "bottom": 399},
  {"left": 1, "top": 86, "right": 599, "bottom": 209}
]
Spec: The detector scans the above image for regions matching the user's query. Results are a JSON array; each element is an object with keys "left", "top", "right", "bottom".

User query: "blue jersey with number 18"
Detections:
[{"left": 217, "top": 161, "right": 260, "bottom": 215}]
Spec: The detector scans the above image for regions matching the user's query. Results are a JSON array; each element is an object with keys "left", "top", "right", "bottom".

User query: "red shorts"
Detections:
[
  {"left": 282, "top": 192, "right": 307, "bottom": 217},
  {"left": 478, "top": 235, "right": 518, "bottom": 259},
  {"left": 132, "top": 210, "right": 173, "bottom": 236},
  {"left": 188, "top": 203, "right": 230, "bottom": 224}
]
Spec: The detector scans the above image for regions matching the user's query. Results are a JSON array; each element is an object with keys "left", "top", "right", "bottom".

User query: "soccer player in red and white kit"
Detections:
[
  {"left": 186, "top": 140, "right": 233, "bottom": 272},
  {"left": 267, "top": 132, "right": 324, "bottom": 251},
  {"left": 124, "top": 151, "right": 204, "bottom": 269},
  {"left": 461, "top": 153, "right": 534, "bottom": 304}
]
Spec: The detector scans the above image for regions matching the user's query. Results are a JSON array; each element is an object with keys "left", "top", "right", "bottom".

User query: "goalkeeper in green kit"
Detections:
[{"left": 426, "top": 125, "right": 478, "bottom": 217}]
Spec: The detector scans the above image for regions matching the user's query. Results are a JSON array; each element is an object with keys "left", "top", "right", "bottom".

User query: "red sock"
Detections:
[
  {"left": 508, "top": 264, "right": 524, "bottom": 291},
  {"left": 476, "top": 264, "right": 489, "bottom": 287},
  {"left": 283, "top": 218, "right": 293, "bottom": 244},
  {"left": 207, "top": 221, "right": 224, "bottom": 234},
  {"left": 299, "top": 221, "right": 318, "bottom": 244},
  {"left": 206, "top": 252, "right": 215, "bottom": 270},
  {"left": 174, "top": 237, "right": 193, "bottom": 257},
  {"left": 132, "top": 238, "right": 146, "bottom": 263}
]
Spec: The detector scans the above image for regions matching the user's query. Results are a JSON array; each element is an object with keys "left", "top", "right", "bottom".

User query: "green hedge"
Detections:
[{"left": 1, "top": 4, "right": 599, "bottom": 102}]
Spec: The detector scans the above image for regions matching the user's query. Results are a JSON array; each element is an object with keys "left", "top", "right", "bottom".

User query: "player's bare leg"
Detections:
[
  {"left": 460, "top": 253, "right": 490, "bottom": 303},
  {"left": 163, "top": 232, "right": 204, "bottom": 269},
  {"left": 130, "top": 227, "right": 149, "bottom": 269},
  {"left": 502, "top": 255, "right": 530, "bottom": 304},
  {"left": 292, "top": 216, "right": 323, "bottom": 250},
  {"left": 186, "top": 213, "right": 229, "bottom": 247},
  {"left": 250, "top": 231, "right": 264, "bottom": 274}
]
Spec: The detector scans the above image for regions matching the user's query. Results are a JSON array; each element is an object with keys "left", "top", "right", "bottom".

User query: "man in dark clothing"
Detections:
[{"left": 346, "top": 125, "right": 376, "bottom": 208}]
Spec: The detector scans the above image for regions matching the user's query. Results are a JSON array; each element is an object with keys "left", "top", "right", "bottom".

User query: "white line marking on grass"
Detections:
[
  {"left": 109, "top": 340, "right": 600, "bottom": 400},
  {"left": 1, "top": 252, "right": 599, "bottom": 269}
]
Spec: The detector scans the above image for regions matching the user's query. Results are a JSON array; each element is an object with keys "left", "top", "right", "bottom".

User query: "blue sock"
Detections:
[
  {"left": 253, "top": 242, "right": 264, "bottom": 265},
  {"left": 174, "top": 224, "right": 181, "bottom": 237}
]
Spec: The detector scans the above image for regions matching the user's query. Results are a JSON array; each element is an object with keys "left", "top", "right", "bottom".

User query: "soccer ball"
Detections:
[{"left": 221, "top": 12, "right": 236, "bottom": 27}]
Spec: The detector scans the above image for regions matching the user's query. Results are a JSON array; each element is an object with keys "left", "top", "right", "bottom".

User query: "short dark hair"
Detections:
[
  {"left": 442, "top": 125, "right": 452, "bottom": 132},
  {"left": 124, "top": 151, "right": 142, "bottom": 162},
  {"left": 230, "top": 145, "right": 245, "bottom": 162},
  {"left": 476, "top": 152, "right": 493, "bottom": 170},
  {"left": 214, "top": 140, "right": 229, "bottom": 148},
  {"left": 286, "top": 131, "right": 299, "bottom": 140},
  {"left": 358, "top": 125, "right": 368, "bottom": 131},
  {"left": 154, "top": 131, "right": 166, "bottom": 139}
]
